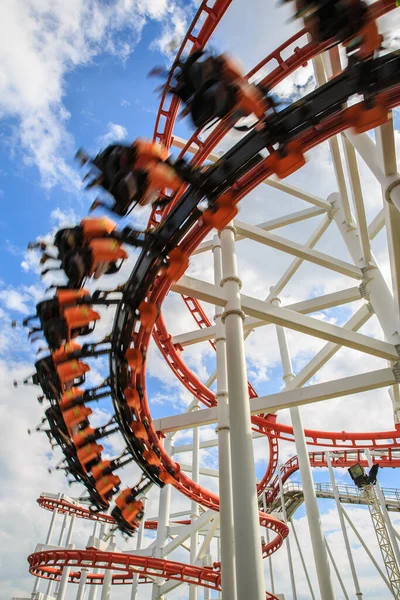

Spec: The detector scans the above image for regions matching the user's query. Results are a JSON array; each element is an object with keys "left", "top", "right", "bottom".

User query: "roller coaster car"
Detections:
[
  {"left": 40, "top": 219, "right": 128, "bottom": 288},
  {"left": 78, "top": 140, "right": 183, "bottom": 217},
  {"left": 289, "top": 0, "right": 382, "bottom": 59},
  {"left": 164, "top": 51, "right": 269, "bottom": 129},
  {"left": 111, "top": 488, "right": 145, "bottom": 536},
  {"left": 26, "top": 290, "right": 100, "bottom": 350}
]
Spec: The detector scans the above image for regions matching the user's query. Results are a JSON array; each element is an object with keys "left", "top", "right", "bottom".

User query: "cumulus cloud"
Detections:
[
  {"left": 99, "top": 121, "right": 128, "bottom": 146},
  {"left": 0, "top": 0, "right": 187, "bottom": 191}
]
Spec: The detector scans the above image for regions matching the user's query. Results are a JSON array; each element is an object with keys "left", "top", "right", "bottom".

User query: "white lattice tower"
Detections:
[{"left": 363, "top": 484, "right": 400, "bottom": 598}]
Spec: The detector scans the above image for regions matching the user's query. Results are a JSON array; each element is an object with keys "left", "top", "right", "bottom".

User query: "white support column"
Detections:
[
  {"left": 324, "top": 537, "right": 350, "bottom": 600},
  {"left": 47, "top": 511, "right": 70, "bottom": 597},
  {"left": 32, "top": 507, "right": 59, "bottom": 598},
  {"left": 330, "top": 192, "right": 400, "bottom": 423},
  {"left": 155, "top": 440, "right": 172, "bottom": 559},
  {"left": 326, "top": 452, "right": 362, "bottom": 598},
  {"left": 364, "top": 449, "right": 400, "bottom": 569},
  {"left": 212, "top": 233, "right": 237, "bottom": 600},
  {"left": 88, "top": 522, "right": 102, "bottom": 600},
  {"left": 45, "top": 507, "right": 58, "bottom": 544},
  {"left": 220, "top": 224, "right": 265, "bottom": 600},
  {"left": 54, "top": 513, "right": 76, "bottom": 597},
  {"left": 153, "top": 438, "right": 172, "bottom": 600},
  {"left": 100, "top": 537, "right": 115, "bottom": 600},
  {"left": 278, "top": 466, "right": 297, "bottom": 600},
  {"left": 190, "top": 411, "right": 200, "bottom": 600},
  {"left": 290, "top": 517, "right": 316, "bottom": 600},
  {"left": 131, "top": 497, "right": 148, "bottom": 600},
  {"left": 55, "top": 543, "right": 75, "bottom": 600},
  {"left": 262, "top": 492, "right": 275, "bottom": 595},
  {"left": 273, "top": 294, "right": 336, "bottom": 600},
  {"left": 76, "top": 568, "right": 89, "bottom": 600}
]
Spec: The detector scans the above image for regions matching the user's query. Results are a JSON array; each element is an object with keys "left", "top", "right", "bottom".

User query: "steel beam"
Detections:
[{"left": 153, "top": 367, "right": 397, "bottom": 432}]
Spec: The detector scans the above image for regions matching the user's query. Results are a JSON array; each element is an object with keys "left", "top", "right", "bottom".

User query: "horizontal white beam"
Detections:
[
  {"left": 172, "top": 432, "right": 265, "bottom": 454},
  {"left": 233, "top": 220, "right": 363, "bottom": 279},
  {"left": 153, "top": 367, "right": 397, "bottom": 433},
  {"left": 193, "top": 208, "right": 326, "bottom": 255},
  {"left": 181, "top": 464, "right": 219, "bottom": 477},
  {"left": 173, "top": 275, "right": 397, "bottom": 360},
  {"left": 172, "top": 286, "right": 362, "bottom": 347}
]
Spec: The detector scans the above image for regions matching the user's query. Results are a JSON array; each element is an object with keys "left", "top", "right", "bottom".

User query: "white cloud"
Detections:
[
  {"left": 0, "top": 0, "right": 185, "bottom": 191},
  {"left": 99, "top": 121, "right": 128, "bottom": 146}
]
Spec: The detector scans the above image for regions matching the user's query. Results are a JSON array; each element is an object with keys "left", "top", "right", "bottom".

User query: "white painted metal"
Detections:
[
  {"left": 263, "top": 491, "right": 275, "bottom": 595},
  {"left": 273, "top": 295, "right": 335, "bottom": 600},
  {"left": 326, "top": 452, "right": 363, "bottom": 598},
  {"left": 324, "top": 537, "right": 350, "bottom": 600},
  {"left": 341, "top": 507, "right": 393, "bottom": 592},
  {"left": 55, "top": 543, "right": 75, "bottom": 600},
  {"left": 213, "top": 233, "right": 237, "bottom": 600},
  {"left": 278, "top": 466, "right": 297, "bottom": 600},
  {"left": 76, "top": 568, "right": 89, "bottom": 600},
  {"left": 220, "top": 224, "right": 265, "bottom": 600},
  {"left": 171, "top": 286, "right": 362, "bottom": 347},
  {"left": 290, "top": 517, "right": 316, "bottom": 600},
  {"left": 190, "top": 407, "right": 200, "bottom": 600},
  {"left": 130, "top": 497, "right": 148, "bottom": 600},
  {"left": 154, "top": 367, "right": 397, "bottom": 433},
  {"left": 365, "top": 448, "right": 400, "bottom": 571},
  {"left": 100, "top": 538, "right": 115, "bottom": 600}
]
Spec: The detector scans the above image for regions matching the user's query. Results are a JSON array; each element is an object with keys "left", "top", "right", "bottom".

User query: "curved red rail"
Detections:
[
  {"left": 37, "top": 496, "right": 190, "bottom": 530},
  {"left": 28, "top": 548, "right": 281, "bottom": 598}
]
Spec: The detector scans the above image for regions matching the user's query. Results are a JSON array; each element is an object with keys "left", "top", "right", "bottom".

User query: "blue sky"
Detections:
[{"left": 2, "top": 1, "right": 400, "bottom": 599}]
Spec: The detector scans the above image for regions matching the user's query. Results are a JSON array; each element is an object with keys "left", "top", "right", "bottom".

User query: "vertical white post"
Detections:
[
  {"left": 325, "top": 537, "right": 350, "bottom": 600},
  {"left": 364, "top": 449, "right": 400, "bottom": 568},
  {"left": 220, "top": 224, "right": 265, "bottom": 600},
  {"left": 100, "top": 537, "right": 115, "bottom": 600},
  {"left": 131, "top": 496, "right": 148, "bottom": 600},
  {"left": 216, "top": 536, "right": 221, "bottom": 599},
  {"left": 152, "top": 438, "right": 172, "bottom": 600},
  {"left": 212, "top": 233, "right": 237, "bottom": 600},
  {"left": 330, "top": 192, "right": 400, "bottom": 423},
  {"left": 273, "top": 294, "right": 336, "bottom": 600},
  {"left": 278, "top": 466, "right": 297, "bottom": 600},
  {"left": 88, "top": 522, "right": 102, "bottom": 600},
  {"left": 190, "top": 408, "right": 200, "bottom": 600},
  {"left": 262, "top": 491, "right": 275, "bottom": 595},
  {"left": 155, "top": 439, "right": 172, "bottom": 558},
  {"left": 47, "top": 512, "right": 70, "bottom": 597},
  {"left": 55, "top": 543, "right": 75, "bottom": 600},
  {"left": 76, "top": 568, "right": 89, "bottom": 600},
  {"left": 54, "top": 513, "right": 76, "bottom": 597},
  {"left": 291, "top": 518, "right": 316, "bottom": 600},
  {"left": 326, "top": 452, "right": 362, "bottom": 598},
  {"left": 45, "top": 507, "right": 58, "bottom": 544},
  {"left": 32, "top": 507, "right": 59, "bottom": 598}
]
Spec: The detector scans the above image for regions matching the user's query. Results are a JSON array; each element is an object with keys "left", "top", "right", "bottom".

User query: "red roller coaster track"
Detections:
[{"left": 28, "top": 0, "right": 400, "bottom": 596}]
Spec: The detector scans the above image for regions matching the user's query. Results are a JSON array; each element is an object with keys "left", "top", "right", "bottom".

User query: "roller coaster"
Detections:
[{"left": 12, "top": 0, "right": 400, "bottom": 598}]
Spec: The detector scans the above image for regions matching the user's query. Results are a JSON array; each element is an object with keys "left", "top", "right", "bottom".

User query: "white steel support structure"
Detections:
[
  {"left": 263, "top": 491, "right": 275, "bottom": 595},
  {"left": 189, "top": 407, "right": 200, "bottom": 600},
  {"left": 273, "top": 295, "right": 336, "bottom": 600},
  {"left": 213, "top": 233, "right": 237, "bottom": 600},
  {"left": 101, "top": 537, "right": 116, "bottom": 600},
  {"left": 326, "top": 452, "right": 362, "bottom": 599},
  {"left": 365, "top": 449, "right": 400, "bottom": 572},
  {"left": 220, "top": 224, "right": 265, "bottom": 600},
  {"left": 56, "top": 543, "right": 75, "bottom": 600},
  {"left": 278, "top": 465, "right": 297, "bottom": 600},
  {"left": 131, "top": 496, "right": 148, "bottom": 600}
]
